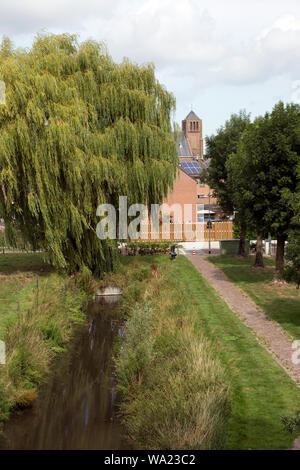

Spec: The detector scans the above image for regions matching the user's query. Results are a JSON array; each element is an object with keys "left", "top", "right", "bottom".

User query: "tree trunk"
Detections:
[
  {"left": 238, "top": 221, "right": 247, "bottom": 257},
  {"left": 274, "top": 234, "right": 286, "bottom": 281},
  {"left": 253, "top": 230, "right": 264, "bottom": 268}
]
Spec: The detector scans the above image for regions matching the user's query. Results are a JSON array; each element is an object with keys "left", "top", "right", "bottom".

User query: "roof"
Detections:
[
  {"left": 184, "top": 110, "right": 201, "bottom": 121},
  {"left": 177, "top": 134, "right": 192, "bottom": 157},
  {"left": 179, "top": 161, "right": 203, "bottom": 176}
]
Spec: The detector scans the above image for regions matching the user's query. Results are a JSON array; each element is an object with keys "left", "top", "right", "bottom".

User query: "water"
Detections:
[{"left": 0, "top": 298, "right": 129, "bottom": 450}]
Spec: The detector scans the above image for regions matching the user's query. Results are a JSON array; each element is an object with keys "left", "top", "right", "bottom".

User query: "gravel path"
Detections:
[{"left": 186, "top": 255, "right": 300, "bottom": 385}]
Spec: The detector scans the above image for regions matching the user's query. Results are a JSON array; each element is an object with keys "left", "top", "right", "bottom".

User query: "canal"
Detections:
[{"left": 0, "top": 297, "right": 129, "bottom": 450}]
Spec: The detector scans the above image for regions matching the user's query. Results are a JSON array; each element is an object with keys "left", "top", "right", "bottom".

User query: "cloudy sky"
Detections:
[{"left": 2, "top": 0, "right": 300, "bottom": 138}]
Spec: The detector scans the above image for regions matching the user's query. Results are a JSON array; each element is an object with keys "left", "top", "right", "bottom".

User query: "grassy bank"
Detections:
[
  {"left": 208, "top": 255, "right": 300, "bottom": 340},
  {"left": 106, "top": 257, "right": 231, "bottom": 450},
  {"left": 103, "top": 255, "right": 300, "bottom": 450},
  {"left": 0, "top": 254, "right": 89, "bottom": 427}
]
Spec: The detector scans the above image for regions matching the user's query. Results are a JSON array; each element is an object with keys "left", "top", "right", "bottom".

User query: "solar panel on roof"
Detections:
[{"left": 180, "top": 161, "right": 202, "bottom": 175}]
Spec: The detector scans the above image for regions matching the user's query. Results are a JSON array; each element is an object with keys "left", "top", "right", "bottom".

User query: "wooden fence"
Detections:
[{"left": 140, "top": 222, "right": 233, "bottom": 242}]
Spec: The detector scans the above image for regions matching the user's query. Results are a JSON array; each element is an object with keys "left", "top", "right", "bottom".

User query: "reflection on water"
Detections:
[{"left": 0, "top": 298, "right": 128, "bottom": 450}]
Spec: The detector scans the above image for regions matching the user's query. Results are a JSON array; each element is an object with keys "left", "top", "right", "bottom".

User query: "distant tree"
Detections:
[
  {"left": 0, "top": 33, "right": 178, "bottom": 276},
  {"left": 285, "top": 229, "right": 300, "bottom": 288},
  {"left": 226, "top": 151, "right": 255, "bottom": 257},
  {"left": 0, "top": 36, "right": 13, "bottom": 59},
  {"left": 231, "top": 103, "right": 300, "bottom": 276},
  {"left": 204, "top": 111, "right": 251, "bottom": 256},
  {"left": 173, "top": 121, "right": 182, "bottom": 141},
  {"left": 284, "top": 187, "right": 300, "bottom": 288}
]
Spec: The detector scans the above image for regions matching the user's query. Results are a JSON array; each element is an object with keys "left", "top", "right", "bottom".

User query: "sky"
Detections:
[{"left": 1, "top": 0, "right": 300, "bottom": 139}]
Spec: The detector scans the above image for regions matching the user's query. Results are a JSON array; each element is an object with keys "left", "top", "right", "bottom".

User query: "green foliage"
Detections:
[
  {"left": 126, "top": 241, "right": 172, "bottom": 255},
  {"left": 285, "top": 229, "right": 300, "bottom": 288},
  {"left": 227, "top": 102, "right": 300, "bottom": 274},
  {"left": 285, "top": 185, "right": 300, "bottom": 287},
  {"left": 0, "top": 230, "right": 4, "bottom": 248},
  {"left": 233, "top": 216, "right": 256, "bottom": 240},
  {"left": 204, "top": 110, "right": 251, "bottom": 214},
  {"left": 40, "top": 320, "right": 64, "bottom": 348},
  {"left": 0, "top": 229, "right": 33, "bottom": 251},
  {"left": 229, "top": 102, "right": 300, "bottom": 238},
  {"left": 0, "top": 33, "right": 177, "bottom": 276}
]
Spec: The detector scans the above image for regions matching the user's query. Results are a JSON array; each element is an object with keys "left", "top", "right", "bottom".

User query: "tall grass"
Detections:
[
  {"left": 116, "top": 260, "right": 231, "bottom": 450},
  {"left": 0, "top": 270, "right": 88, "bottom": 427}
]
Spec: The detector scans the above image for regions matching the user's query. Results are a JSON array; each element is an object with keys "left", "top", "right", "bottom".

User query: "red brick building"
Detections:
[{"left": 163, "top": 111, "right": 221, "bottom": 224}]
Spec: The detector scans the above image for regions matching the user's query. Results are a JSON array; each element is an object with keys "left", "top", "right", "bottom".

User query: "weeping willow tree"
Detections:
[{"left": 0, "top": 33, "right": 178, "bottom": 275}]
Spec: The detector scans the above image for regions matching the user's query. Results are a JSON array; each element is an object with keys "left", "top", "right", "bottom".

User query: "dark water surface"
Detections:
[{"left": 0, "top": 297, "right": 129, "bottom": 450}]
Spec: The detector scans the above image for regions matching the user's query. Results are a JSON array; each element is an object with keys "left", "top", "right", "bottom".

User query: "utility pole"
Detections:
[{"left": 208, "top": 192, "right": 211, "bottom": 255}]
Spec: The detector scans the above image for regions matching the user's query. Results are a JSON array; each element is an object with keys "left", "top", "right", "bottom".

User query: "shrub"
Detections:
[{"left": 126, "top": 241, "right": 173, "bottom": 256}]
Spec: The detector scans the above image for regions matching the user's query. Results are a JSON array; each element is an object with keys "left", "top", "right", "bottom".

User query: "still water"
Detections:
[{"left": 0, "top": 298, "right": 129, "bottom": 450}]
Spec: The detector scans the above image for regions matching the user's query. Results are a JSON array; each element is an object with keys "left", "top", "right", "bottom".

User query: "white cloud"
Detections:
[
  {"left": 2, "top": 1, "right": 300, "bottom": 87},
  {"left": 84, "top": 0, "right": 225, "bottom": 68},
  {"left": 258, "top": 14, "right": 300, "bottom": 38},
  {"left": 212, "top": 13, "right": 300, "bottom": 86},
  {"left": 0, "top": 0, "right": 127, "bottom": 33},
  {"left": 1, "top": 0, "right": 300, "bottom": 134}
]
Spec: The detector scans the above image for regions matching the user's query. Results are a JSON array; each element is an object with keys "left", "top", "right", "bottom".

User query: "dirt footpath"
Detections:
[{"left": 186, "top": 255, "right": 300, "bottom": 386}]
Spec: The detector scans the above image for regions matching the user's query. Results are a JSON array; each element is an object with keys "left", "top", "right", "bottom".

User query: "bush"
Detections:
[{"left": 125, "top": 241, "right": 173, "bottom": 256}]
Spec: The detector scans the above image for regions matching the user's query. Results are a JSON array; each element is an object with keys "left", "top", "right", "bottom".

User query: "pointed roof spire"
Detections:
[{"left": 185, "top": 110, "right": 200, "bottom": 121}]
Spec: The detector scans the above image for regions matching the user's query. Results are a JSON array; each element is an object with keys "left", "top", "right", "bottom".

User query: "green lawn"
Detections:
[
  {"left": 118, "top": 255, "right": 300, "bottom": 449},
  {"left": 0, "top": 254, "right": 53, "bottom": 339},
  {"left": 208, "top": 255, "right": 300, "bottom": 340}
]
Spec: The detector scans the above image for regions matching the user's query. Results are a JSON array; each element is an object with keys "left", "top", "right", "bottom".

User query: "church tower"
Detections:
[{"left": 182, "top": 110, "right": 203, "bottom": 159}]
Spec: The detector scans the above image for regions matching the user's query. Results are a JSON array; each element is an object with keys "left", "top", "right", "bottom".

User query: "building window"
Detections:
[
  {"left": 199, "top": 182, "right": 205, "bottom": 187},
  {"left": 197, "top": 203, "right": 204, "bottom": 222},
  {"left": 197, "top": 194, "right": 205, "bottom": 198}
]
